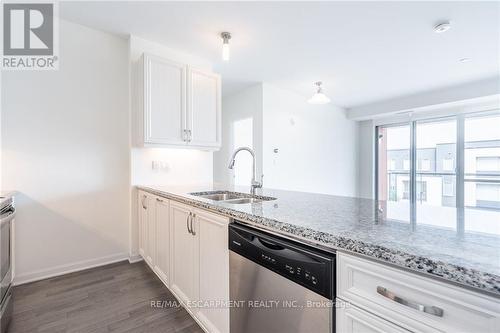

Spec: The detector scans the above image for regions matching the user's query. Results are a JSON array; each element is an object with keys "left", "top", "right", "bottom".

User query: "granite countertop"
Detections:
[
  {"left": 0, "top": 191, "right": 16, "bottom": 211},
  {"left": 138, "top": 184, "right": 500, "bottom": 297}
]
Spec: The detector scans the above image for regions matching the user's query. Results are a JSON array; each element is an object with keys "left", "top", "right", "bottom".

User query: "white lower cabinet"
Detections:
[
  {"left": 195, "top": 209, "right": 230, "bottom": 333},
  {"left": 170, "top": 201, "right": 230, "bottom": 333},
  {"left": 138, "top": 190, "right": 155, "bottom": 267},
  {"left": 154, "top": 197, "right": 170, "bottom": 286},
  {"left": 336, "top": 252, "right": 500, "bottom": 333},
  {"left": 144, "top": 199, "right": 229, "bottom": 333},
  {"left": 337, "top": 304, "right": 409, "bottom": 333},
  {"left": 170, "top": 201, "right": 198, "bottom": 305},
  {"left": 138, "top": 191, "right": 147, "bottom": 257}
]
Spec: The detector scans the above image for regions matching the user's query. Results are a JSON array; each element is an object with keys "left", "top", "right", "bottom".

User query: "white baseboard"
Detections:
[
  {"left": 128, "top": 254, "right": 143, "bottom": 263},
  {"left": 13, "top": 252, "right": 129, "bottom": 286}
]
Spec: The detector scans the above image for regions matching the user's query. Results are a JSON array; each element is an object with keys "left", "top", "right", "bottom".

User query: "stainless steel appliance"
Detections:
[
  {"left": 229, "top": 222, "right": 335, "bottom": 333},
  {"left": 0, "top": 197, "right": 14, "bottom": 333}
]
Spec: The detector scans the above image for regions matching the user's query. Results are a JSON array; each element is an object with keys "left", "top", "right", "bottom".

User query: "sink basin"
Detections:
[
  {"left": 222, "top": 197, "right": 264, "bottom": 204},
  {"left": 189, "top": 191, "right": 276, "bottom": 204},
  {"left": 194, "top": 193, "right": 242, "bottom": 201}
]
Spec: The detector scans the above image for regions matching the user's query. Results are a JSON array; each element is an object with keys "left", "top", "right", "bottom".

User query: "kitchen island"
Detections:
[
  {"left": 138, "top": 184, "right": 500, "bottom": 297},
  {"left": 137, "top": 184, "right": 500, "bottom": 333}
]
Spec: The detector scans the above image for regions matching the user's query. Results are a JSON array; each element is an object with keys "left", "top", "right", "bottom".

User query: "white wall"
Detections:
[
  {"left": 213, "top": 84, "right": 263, "bottom": 186},
  {"left": 1, "top": 20, "right": 130, "bottom": 283},
  {"left": 131, "top": 148, "right": 213, "bottom": 186},
  {"left": 215, "top": 83, "right": 359, "bottom": 197},
  {"left": 128, "top": 36, "right": 214, "bottom": 258},
  {"left": 262, "top": 84, "right": 358, "bottom": 196},
  {"left": 0, "top": 70, "right": 2, "bottom": 191},
  {"left": 348, "top": 77, "right": 500, "bottom": 120}
]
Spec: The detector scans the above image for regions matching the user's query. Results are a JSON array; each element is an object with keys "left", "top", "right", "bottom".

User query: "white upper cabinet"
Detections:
[
  {"left": 141, "top": 53, "right": 221, "bottom": 150},
  {"left": 187, "top": 68, "right": 221, "bottom": 148},
  {"left": 143, "top": 54, "right": 186, "bottom": 146}
]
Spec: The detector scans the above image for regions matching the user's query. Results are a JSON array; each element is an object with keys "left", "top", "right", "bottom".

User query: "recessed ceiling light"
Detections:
[
  {"left": 459, "top": 57, "right": 471, "bottom": 63},
  {"left": 434, "top": 21, "right": 451, "bottom": 33}
]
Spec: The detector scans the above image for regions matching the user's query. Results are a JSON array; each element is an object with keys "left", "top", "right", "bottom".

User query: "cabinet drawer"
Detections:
[
  {"left": 337, "top": 303, "right": 409, "bottom": 333},
  {"left": 337, "top": 253, "right": 500, "bottom": 333}
]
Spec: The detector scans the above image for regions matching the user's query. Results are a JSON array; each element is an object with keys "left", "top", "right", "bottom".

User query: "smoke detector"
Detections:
[{"left": 434, "top": 21, "right": 451, "bottom": 33}]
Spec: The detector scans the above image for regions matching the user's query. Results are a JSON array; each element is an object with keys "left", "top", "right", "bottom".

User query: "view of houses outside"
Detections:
[{"left": 378, "top": 114, "right": 500, "bottom": 236}]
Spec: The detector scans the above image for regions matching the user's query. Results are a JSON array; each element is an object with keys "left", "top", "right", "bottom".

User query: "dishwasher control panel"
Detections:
[{"left": 229, "top": 222, "right": 335, "bottom": 299}]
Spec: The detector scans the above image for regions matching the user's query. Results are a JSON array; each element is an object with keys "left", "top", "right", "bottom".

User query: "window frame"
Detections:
[{"left": 375, "top": 110, "right": 500, "bottom": 233}]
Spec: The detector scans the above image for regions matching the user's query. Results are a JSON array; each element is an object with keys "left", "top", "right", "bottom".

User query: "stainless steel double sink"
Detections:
[{"left": 190, "top": 191, "right": 276, "bottom": 204}]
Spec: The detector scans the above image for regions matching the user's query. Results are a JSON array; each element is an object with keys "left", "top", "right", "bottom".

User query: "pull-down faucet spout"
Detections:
[{"left": 228, "top": 147, "right": 263, "bottom": 195}]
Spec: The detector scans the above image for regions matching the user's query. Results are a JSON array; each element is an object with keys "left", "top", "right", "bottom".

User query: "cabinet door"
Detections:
[
  {"left": 170, "top": 201, "right": 197, "bottom": 305},
  {"left": 194, "top": 209, "right": 229, "bottom": 333},
  {"left": 143, "top": 54, "right": 187, "bottom": 146},
  {"left": 337, "top": 304, "right": 409, "bottom": 333},
  {"left": 145, "top": 195, "right": 156, "bottom": 268},
  {"left": 187, "top": 67, "right": 221, "bottom": 149},
  {"left": 138, "top": 191, "right": 148, "bottom": 258},
  {"left": 154, "top": 197, "right": 170, "bottom": 286}
]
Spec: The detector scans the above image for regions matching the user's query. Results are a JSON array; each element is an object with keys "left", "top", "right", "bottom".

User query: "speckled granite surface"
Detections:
[
  {"left": 0, "top": 191, "right": 16, "bottom": 210},
  {"left": 138, "top": 185, "right": 500, "bottom": 297}
]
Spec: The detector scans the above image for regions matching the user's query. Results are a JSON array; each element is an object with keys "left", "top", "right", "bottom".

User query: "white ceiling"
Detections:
[{"left": 60, "top": 1, "right": 500, "bottom": 108}]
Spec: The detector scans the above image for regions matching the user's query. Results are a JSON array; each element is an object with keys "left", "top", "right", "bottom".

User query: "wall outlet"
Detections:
[{"left": 152, "top": 160, "right": 169, "bottom": 171}]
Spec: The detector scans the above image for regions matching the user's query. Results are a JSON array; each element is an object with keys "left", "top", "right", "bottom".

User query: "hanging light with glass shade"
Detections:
[
  {"left": 307, "top": 81, "right": 331, "bottom": 104},
  {"left": 221, "top": 32, "right": 231, "bottom": 61}
]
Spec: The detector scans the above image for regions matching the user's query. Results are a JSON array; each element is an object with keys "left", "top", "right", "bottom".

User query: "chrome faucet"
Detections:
[{"left": 228, "top": 147, "right": 263, "bottom": 195}]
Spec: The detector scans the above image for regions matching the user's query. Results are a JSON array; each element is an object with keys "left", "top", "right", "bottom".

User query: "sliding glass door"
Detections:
[
  {"left": 376, "top": 111, "right": 500, "bottom": 235},
  {"left": 415, "top": 118, "right": 457, "bottom": 229},
  {"left": 464, "top": 114, "right": 500, "bottom": 235},
  {"left": 377, "top": 125, "right": 410, "bottom": 222}
]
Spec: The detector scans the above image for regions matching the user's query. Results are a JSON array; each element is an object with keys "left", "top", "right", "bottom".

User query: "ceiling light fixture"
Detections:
[
  {"left": 434, "top": 21, "right": 451, "bottom": 33},
  {"left": 221, "top": 32, "right": 231, "bottom": 61},
  {"left": 307, "top": 82, "right": 331, "bottom": 105}
]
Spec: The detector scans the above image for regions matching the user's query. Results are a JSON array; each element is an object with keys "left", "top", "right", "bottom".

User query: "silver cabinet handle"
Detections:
[
  {"left": 190, "top": 213, "right": 196, "bottom": 236},
  {"left": 187, "top": 129, "right": 192, "bottom": 142},
  {"left": 142, "top": 195, "right": 147, "bottom": 209},
  {"left": 377, "top": 286, "right": 444, "bottom": 317},
  {"left": 156, "top": 198, "right": 163, "bottom": 203},
  {"left": 186, "top": 212, "right": 192, "bottom": 234}
]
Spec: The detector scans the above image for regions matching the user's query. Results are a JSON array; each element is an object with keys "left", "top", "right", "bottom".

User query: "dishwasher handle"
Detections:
[
  {"left": 257, "top": 237, "right": 285, "bottom": 251},
  {"left": 229, "top": 222, "right": 335, "bottom": 300},
  {"left": 231, "top": 225, "right": 324, "bottom": 265}
]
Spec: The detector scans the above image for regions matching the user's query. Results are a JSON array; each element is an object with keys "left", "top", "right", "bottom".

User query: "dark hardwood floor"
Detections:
[{"left": 9, "top": 261, "right": 204, "bottom": 333}]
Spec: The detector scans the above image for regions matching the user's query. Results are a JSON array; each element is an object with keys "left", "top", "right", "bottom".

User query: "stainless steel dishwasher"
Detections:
[{"left": 229, "top": 222, "right": 335, "bottom": 333}]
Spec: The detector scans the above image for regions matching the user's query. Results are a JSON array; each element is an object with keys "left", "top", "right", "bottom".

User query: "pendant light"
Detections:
[
  {"left": 308, "top": 82, "right": 331, "bottom": 104},
  {"left": 221, "top": 32, "right": 231, "bottom": 61}
]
